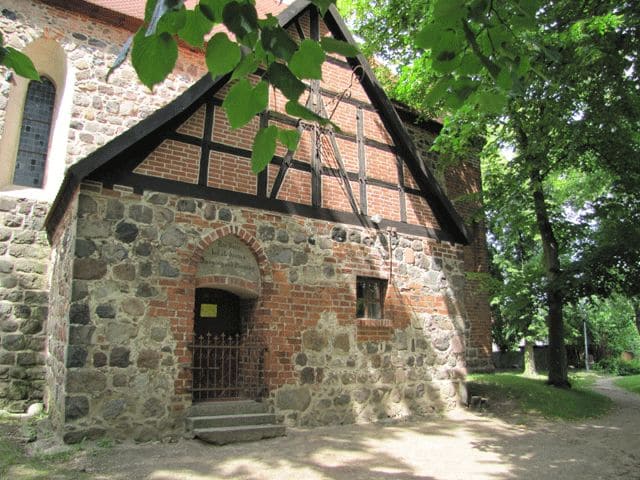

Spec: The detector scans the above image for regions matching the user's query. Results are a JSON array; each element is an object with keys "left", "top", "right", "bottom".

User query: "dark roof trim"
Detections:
[
  {"left": 41, "top": 0, "right": 143, "bottom": 32},
  {"left": 392, "top": 100, "right": 444, "bottom": 135},
  {"left": 45, "top": 0, "right": 470, "bottom": 244},
  {"left": 323, "top": 4, "right": 469, "bottom": 243}
]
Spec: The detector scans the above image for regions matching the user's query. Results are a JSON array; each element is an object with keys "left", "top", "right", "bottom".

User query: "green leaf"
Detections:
[
  {"left": 310, "top": 0, "right": 334, "bottom": 16},
  {"left": 131, "top": 30, "right": 178, "bottom": 89},
  {"left": 423, "top": 76, "right": 450, "bottom": 106},
  {"left": 258, "top": 14, "right": 279, "bottom": 29},
  {"left": 266, "top": 63, "right": 306, "bottom": 101},
  {"left": 206, "top": 32, "right": 241, "bottom": 77},
  {"left": 477, "top": 90, "right": 507, "bottom": 114},
  {"left": 415, "top": 23, "right": 441, "bottom": 49},
  {"left": 319, "top": 37, "right": 359, "bottom": 57},
  {"left": 496, "top": 67, "right": 513, "bottom": 90},
  {"left": 277, "top": 128, "right": 301, "bottom": 151},
  {"left": 251, "top": 125, "right": 278, "bottom": 173},
  {"left": 432, "top": 49, "right": 460, "bottom": 73},
  {"left": 222, "top": 79, "right": 268, "bottom": 129},
  {"left": 3, "top": 47, "right": 40, "bottom": 80},
  {"left": 231, "top": 52, "right": 260, "bottom": 80},
  {"left": 288, "top": 40, "right": 325, "bottom": 80},
  {"left": 261, "top": 27, "right": 298, "bottom": 61},
  {"left": 433, "top": 0, "right": 466, "bottom": 26},
  {"left": 178, "top": 6, "right": 213, "bottom": 47},
  {"left": 199, "top": 0, "right": 232, "bottom": 22},
  {"left": 223, "top": 1, "right": 258, "bottom": 43},
  {"left": 156, "top": 9, "right": 186, "bottom": 34},
  {"left": 458, "top": 53, "right": 483, "bottom": 75},
  {"left": 285, "top": 100, "right": 330, "bottom": 126}
]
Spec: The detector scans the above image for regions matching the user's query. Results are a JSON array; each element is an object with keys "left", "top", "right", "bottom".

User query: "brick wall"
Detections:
[{"left": 51, "top": 182, "right": 470, "bottom": 441}]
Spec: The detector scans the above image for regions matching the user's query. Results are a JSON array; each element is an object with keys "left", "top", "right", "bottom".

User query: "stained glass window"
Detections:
[{"left": 13, "top": 77, "right": 55, "bottom": 188}]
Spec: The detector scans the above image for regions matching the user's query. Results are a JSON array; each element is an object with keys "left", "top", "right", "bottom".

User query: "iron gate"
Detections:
[{"left": 191, "top": 332, "right": 268, "bottom": 402}]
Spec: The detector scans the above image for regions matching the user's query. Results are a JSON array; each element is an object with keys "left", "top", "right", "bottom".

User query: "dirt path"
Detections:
[{"left": 25, "top": 378, "right": 640, "bottom": 479}]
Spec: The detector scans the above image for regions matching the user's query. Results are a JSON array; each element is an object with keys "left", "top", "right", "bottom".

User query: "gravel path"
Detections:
[{"left": 58, "top": 377, "right": 640, "bottom": 479}]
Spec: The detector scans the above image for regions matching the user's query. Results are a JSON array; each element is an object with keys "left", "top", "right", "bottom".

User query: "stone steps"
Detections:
[
  {"left": 187, "top": 412, "right": 277, "bottom": 429},
  {"left": 194, "top": 424, "right": 286, "bottom": 445},
  {"left": 186, "top": 400, "right": 285, "bottom": 445}
]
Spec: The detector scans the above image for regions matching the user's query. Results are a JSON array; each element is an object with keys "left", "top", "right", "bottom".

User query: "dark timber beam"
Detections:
[{"left": 356, "top": 108, "right": 368, "bottom": 216}]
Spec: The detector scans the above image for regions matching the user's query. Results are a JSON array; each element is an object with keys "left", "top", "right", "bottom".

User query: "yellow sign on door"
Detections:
[{"left": 200, "top": 303, "right": 218, "bottom": 318}]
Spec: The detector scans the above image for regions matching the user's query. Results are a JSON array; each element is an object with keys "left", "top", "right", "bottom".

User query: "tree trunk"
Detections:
[
  {"left": 530, "top": 167, "right": 570, "bottom": 388},
  {"left": 634, "top": 302, "right": 640, "bottom": 336},
  {"left": 523, "top": 340, "right": 537, "bottom": 376}
]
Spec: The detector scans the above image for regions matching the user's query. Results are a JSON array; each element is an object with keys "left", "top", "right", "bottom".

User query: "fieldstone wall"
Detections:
[
  {"left": 46, "top": 191, "right": 79, "bottom": 429},
  {"left": 51, "top": 181, "right": 469, "bottom": 442},
  {"left": 406, "top": 123, "right": 493, "bottom": 371},
  {"left": 0, "top": 1, "right": 205, "bottom": 165},
  {"left": 0, "top": 198, "right": 50, "bottom": 411}
]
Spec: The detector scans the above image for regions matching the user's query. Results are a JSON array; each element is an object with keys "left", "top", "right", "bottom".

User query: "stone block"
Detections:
[
  {"left": 65, "top": 396, "right": 89, "bottom": 420},
  {"left": 300, "top": 367, "right": 315, "bottom": 384},
  {"left": 160, "top": 226, "right": 187, "bottom": 247},
  {"left": 137, "top": 350, "right": 160, "bottom": 369},
  {"left": 96, "top": 304, "right": 116, "bottom": 319},
  {"left": 121, "top": 298, "right": 145, "bottom": 316},
  {"left": 2, "top": 334, "right": 25, "bottom": 351},
  {"left": 70, "top": 303, "right": 90, "bottom": 325},
  {"left": 109, "top": 347, "right": 130, "bottom": 368},
  {"left": 73, "top": 258, "right": 107, "bottom": 280},
  {"left": 63, "top": 427, "right": 106, "bottom": 444},
  {"left": 333, "top": 333, "right": 350, "bottom": 353},
  {"left": 66, "top": 346, "right": 88, "bottom": 368},
  {"left": 148, "top": 193, "right": 168, "bottom": 205},
  {"left": 258, "top": 225, "right": 276, "bottom": 242},
  {"left": 105, "top": 199, "right": 125, "bottom": 220},
  {"left": 66, "top": 370, "right": 106, "bottom": 394},
  {"left": 102, "top": 398, "right": 126, "bottom": 420},
  {"left": 176, "top": 199, "right": 196, "bottom": 212},
  {"left": 158, "top": 260, "right": 179, "bottom": 277},
  {"left": 69, "top": 325, "right": 95, "bottom": 345},
  {"left": 275, "top": 387, "right": 311, "bottom": 411},
  {"left": 302, "top": 330, "right": 328, "bottom": 351},
  {"left": 16, "top": 352, "right": 38, "bottom": 366},
  {"left": 115, "top": 221, "right": 139, "bottom": 243},
  {"left": 93, "top": 351, "right": 107, "bottom": 367},
  {"left": 129, "top": 204, "right": 153, "bottom": 223},
  {"left": 218, "top": 208, "right": 232, "bottom": 221},
  {"left": 75, "top": 238, "right": 96, "bottom": 258}
]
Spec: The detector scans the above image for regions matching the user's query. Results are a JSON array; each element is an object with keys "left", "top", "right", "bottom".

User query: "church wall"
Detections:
[{"left": 57, "top": 181, "right": 469, "bottom": 442}]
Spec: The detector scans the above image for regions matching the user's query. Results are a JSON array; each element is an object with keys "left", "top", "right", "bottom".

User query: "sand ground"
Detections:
[{"left": 10, "top": 376, "right": 640, "bottom": 479}]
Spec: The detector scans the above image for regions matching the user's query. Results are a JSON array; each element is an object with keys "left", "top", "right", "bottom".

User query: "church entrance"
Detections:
[{"left": 191, "top": 288, "right": 266, "bottom": 402}]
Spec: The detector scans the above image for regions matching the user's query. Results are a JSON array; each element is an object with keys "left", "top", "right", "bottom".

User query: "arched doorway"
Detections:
[
  {"left": 194, "top": 288, "right": 241, "bottom": 339},
  {"left": 191, "top": 235, "right": 267, "bottom": 402}
]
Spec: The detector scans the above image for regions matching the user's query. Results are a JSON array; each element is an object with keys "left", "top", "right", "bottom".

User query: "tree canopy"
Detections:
[{"left": 343, "top": 0, "right": 640, "bottom": 385}]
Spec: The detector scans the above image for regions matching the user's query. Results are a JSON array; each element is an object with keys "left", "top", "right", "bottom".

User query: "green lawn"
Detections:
[
  {"left": 467, "top": 371, "right": 612, "bottom": 420},
  {"left": 614, "top": 374, "right": 640, "bottom": 395}
]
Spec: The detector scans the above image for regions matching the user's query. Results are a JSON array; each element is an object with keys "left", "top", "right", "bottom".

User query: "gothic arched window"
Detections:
[{"left": 13, "top": 77, "right": 56, "bottom": 188}]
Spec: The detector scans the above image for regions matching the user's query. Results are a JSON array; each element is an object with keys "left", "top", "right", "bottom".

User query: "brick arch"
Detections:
[{"left": 187, "top": 225, "right": 272, "bottom": 298}]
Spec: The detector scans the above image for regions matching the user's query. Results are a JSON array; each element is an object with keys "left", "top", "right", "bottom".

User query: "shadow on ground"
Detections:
[{"left": 6, "top": 378, "right": 640, "bottom": 479}]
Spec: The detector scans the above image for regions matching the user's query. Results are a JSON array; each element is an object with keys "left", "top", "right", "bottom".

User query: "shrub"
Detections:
[{"left": 595, "top": 357, "right": 640, "bottom": 376}]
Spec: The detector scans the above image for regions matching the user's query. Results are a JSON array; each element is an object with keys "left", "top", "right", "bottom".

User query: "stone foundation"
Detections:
[{"left": 0, "top": 197, "right": 49, "bottom": 411}]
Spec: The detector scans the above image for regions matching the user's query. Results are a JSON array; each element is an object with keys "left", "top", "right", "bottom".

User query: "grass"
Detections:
[
  {"left": 0, "top": 416, "right": 93, "bottom": 480},
  {"left": 467, "top": 371, "right": 613, "bottom": 421},
  {"left": 614, "top": 374, "right": 640, "bottom": 395}
]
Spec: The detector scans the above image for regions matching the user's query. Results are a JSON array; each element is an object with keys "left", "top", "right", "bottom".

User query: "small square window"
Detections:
[{"left": 356, "top": 277, "right": 387, "bottom": 319}]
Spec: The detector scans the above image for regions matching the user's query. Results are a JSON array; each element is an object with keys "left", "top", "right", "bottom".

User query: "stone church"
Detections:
[{"left": 0, "top": 0, "right": 492, "bottom": 443}]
